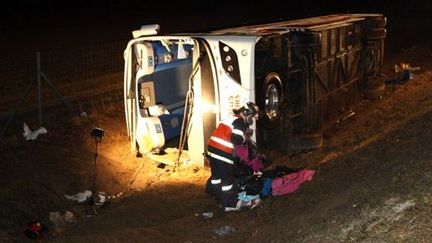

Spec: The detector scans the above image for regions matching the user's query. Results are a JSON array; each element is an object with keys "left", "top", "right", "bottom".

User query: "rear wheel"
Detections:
[
  {"left": 259, "top": 73, "right": 283, "bottom": 129},
  {"left": 365, "top": 17, "right": 386, "bottom": 28},
  {"left": 365, "top": 76, "right": 386, "bottom": 100},
  {"left": 292, "top": 132, "right": 323, "bottom": 151}
]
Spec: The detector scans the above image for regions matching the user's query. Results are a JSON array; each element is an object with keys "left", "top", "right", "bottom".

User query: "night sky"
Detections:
[
  {"left": 1, "top": 0, "right": 431, "bottom": 53},
  {"left": 2, "top": 0, "right": 401, "bottom": 26}
]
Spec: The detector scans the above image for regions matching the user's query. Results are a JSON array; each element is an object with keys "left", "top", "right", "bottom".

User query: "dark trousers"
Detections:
[{"left": 207, "top": 157, "right": 238, "bottom": 208}]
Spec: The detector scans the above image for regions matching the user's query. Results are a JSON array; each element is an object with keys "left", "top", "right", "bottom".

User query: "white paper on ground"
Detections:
[
  {"left": 64, "top": 190, "right": 92, "bottom": 203},
  {"left": 23, "top": 122, "right": 47, "bottom": 140}
]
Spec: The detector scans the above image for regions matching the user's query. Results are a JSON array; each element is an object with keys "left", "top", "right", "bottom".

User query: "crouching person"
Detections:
[{"left": 206, "top": 102, "right": 261, "bottom": 211}]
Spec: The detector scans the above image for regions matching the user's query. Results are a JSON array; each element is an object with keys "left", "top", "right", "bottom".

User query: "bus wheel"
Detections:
[
  {"left": 292, "top": 132, "right": 323, "bottom": 151},
  {"left": 365, "top": 76, "right": 386, "bottom": 100},
  {"left": 260, "top": 73, "right": 283, "bottom": 129}
]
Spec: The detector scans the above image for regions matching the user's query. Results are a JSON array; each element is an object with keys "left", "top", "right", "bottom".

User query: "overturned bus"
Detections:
[{"left": 124, "top": 14, "right": 387, "bottom": 166}]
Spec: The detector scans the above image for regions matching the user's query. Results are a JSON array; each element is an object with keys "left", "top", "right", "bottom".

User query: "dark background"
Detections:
[{"left": 1, "top": 0, "right": 431, "bottom": 53}]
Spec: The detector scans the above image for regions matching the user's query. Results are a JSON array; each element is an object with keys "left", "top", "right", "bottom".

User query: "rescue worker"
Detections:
[{"left": 206, "top": 102, "right": 261, "bottom": 211}]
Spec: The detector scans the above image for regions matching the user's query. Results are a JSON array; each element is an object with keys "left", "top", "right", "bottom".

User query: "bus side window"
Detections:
[
  {"left": 272, "top": 36, "right": 282, "bottom": 60},
  {"left": 354, "top": 23, "right": 362, "bottom": 48},
  {"left": 347, "top": 25, "right": 354, "bottom": 50},
  {"left": 339, "top": 26, "right": 346, "bottom": 51},
  {"left": 321, "top": 30, "right": 328, "bottom": 59},
  {"left": 330, "top": 28, "right": 337, "bottom": 56}
]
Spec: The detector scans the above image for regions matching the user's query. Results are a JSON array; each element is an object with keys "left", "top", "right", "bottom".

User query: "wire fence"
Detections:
[
  {"left": 0, "top": 40, "right": 128, "bottom": 118},
  {"left": 0, "top": 40, "right": 126, "bottom": 92}
]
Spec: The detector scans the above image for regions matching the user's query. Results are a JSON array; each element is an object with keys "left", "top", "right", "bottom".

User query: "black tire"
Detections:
[
  {"left": 365, "top": 17, "right": 387, "bottom": 28},
  {"left": 258, "top": 73, "right": 283, "bottom": 129},
  {"left": 278, "top": 118, "right": 293, "bottom": 154},
  {"left": 362, "top": 49, "right": 375, "bottom": 76},
  {"left": 366, "top": 28, "right": 386, "bottom": 40},
  {"left": 365, "top": 76, "right": 386, "bottom": 100},
  {"left": 292, "top": 132, "right": 323, "bottom": 151}
]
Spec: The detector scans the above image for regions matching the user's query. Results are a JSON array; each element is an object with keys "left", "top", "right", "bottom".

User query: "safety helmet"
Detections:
[
  {"left": 243, "top": 102, "right": 259, "bottom": 117},
  {"left": 232, "top": 102, "right": 259, "bottom": 117}
]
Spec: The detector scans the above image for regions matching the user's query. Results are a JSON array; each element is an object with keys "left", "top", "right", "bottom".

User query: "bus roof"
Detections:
[{"left": 202, "top": 14, "right": 383, "bottom": 36}]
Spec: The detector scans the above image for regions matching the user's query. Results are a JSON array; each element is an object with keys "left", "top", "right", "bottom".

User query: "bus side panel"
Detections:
[
  {"left": 199, "top": 40, "right": 218, "bottom": 159},
  {"left": 313, "top": 24, "right": 364, "bottom": 130}
]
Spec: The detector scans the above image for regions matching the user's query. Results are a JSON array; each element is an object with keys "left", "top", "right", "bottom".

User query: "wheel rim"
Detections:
[{"left": 264, "top": 83, "right": 280, "bottom": 120}]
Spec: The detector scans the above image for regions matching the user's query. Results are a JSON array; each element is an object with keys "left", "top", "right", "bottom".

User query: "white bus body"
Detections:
[{"left": 124, "top": 14, "right": 386, "bottom": 166}]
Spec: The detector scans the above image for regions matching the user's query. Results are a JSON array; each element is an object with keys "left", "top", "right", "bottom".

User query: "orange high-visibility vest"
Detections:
[{"left": 207, "top": 116, "right": 238, "bottom": 154}]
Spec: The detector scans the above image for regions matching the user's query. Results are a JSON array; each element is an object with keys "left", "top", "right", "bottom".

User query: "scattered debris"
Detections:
[
  {"left": 341, "top": 110, "right": 355, "bottom": 121},
  {"left": 80, "top": 112, "right": 88, "bottom": 119},
  {"left": 22, "top": 122, "right": 47, "bottom": 140},
  {"left": 93, "top": 191, "right": 107, "bottom": 206},
  {"left": 49, "top": 211, "right": 78, "bottom": 234},
  {"left": 146, "top": 147, "right": 190, "bottom": 166},
  {"left": 71, "top": 112, "right": 88, "bottom": 126},
  {"left": 107, "top": 191, "right": 123, "bottom": 200},
  {"left": 202, "top": 212, "right": 214, "bottom": 219},
  {"left": 63, "top": 211, "right": 77, "bottom": 223},
  {"left": 23, "top": 221, "right": 48, "bottom": 240},
  {"left": 64, "top": 190, "right": 92, "bottom": 203},
  {"left": 214, "top": 225, "right": 236, "bottom": 236},
  {"left": 389, "top": 62, "right": 421, "bottom": 84},
  {"left": 195, "top": 212, "right": 214, "bottom": 219},
  {"left": 49, "top": 212, "right": 65, "bottom": 234},
  {"left": 157, "top": 163, "right": 166, "bottom": 169}
]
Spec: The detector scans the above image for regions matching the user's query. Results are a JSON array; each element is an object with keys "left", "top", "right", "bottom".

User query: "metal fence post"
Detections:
[{"left": 37, "top": 52, "right": 43, "bottom": 127}]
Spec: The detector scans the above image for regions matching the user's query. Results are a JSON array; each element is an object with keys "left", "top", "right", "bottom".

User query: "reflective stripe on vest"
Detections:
[
  {"left": 207, "top": 152, "right": 234, "bottom": 164},
  {"left": 210, "top": 136, "right": 233, "bottom": 149},
  {"left": 222, "top": 184, "right": 233, "bottom": 191},
  {"left": 232, "top": 128, "right": 244, "bottom": 137},
  {"left": 211, "top": 179, "right": 221, "bottom": 184},
  {"left": 207, "top": 116, "right": 237, "bottom": 154}
]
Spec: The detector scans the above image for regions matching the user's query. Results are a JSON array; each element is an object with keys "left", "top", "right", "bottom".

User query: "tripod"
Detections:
[
  {"left": 90, "top": 127, "right": 104, "bottom": 214},
  {"left": 91, "top": 136, "right": 101, "bottom": 212},
  {"left": 1, "top": 52, "right": 73, "bottom": 137}
]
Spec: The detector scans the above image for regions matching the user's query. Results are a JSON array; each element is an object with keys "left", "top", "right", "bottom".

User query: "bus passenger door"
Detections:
[{"left": 124, "top": 41, "right": 155, "bottom": 152}]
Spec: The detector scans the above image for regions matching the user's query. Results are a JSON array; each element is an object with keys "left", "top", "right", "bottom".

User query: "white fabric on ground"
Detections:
[{"left": 23, "top": 122, "right": 47, "bottom": 140}]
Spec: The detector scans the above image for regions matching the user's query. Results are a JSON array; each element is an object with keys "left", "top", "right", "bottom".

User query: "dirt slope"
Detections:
[
  {"left": 55, "top": 69, "right": 432, "bottom": 243},
  {"left": 1, "top": 23, "right": 432, "bottom": 243}
]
